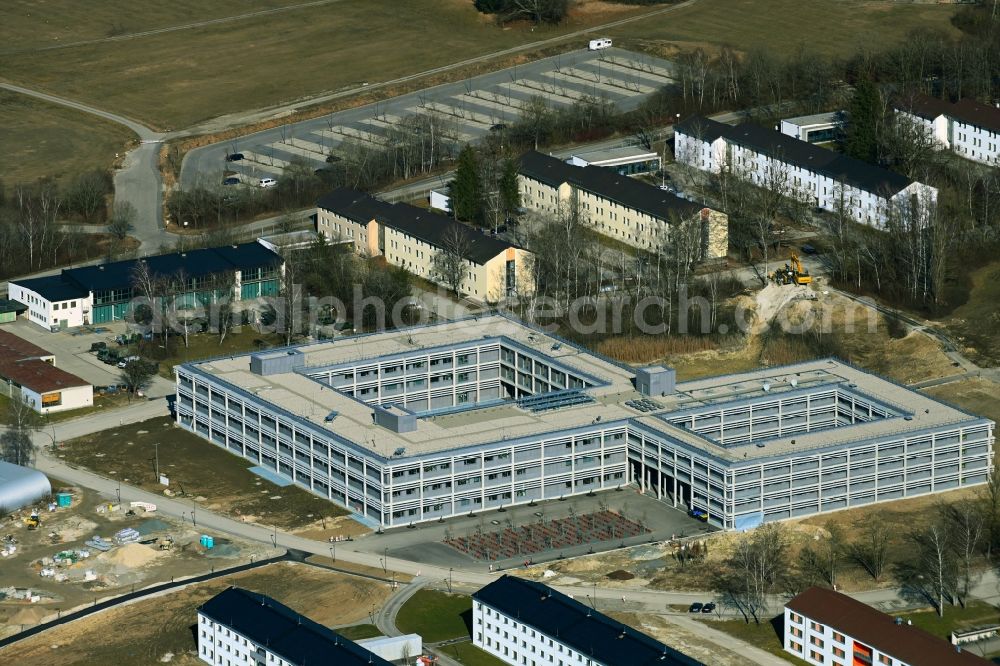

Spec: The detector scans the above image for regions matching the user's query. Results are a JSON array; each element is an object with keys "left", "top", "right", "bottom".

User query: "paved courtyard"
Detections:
[
  {"left": 180, "top": 48, "right": 675, "bottom": 188},
  {"left": 354, "top": 489, "right": 714, "bottom": 573}
]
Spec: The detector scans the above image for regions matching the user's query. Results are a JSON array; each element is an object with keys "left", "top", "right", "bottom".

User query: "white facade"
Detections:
[
  {"left": 197, "top": 611, "right": 279, "bottom": 666},
  {"left": 675, "top": 122, "right": 938, "bottom": 229},
  {"left": 474, "top": 598, "right": 602, "bottom": 666},
  {"left": 7, "top": 282, "right": 88, "bottom": 330},
  {"left": 21, "top": 382, "right": 93, "bottom": 415},
  {"left": 896, "top": 99, "right": 1000, "bottom": 166},
  {"left": 784, "top": 607, "right": 859, "bottom": 665}
]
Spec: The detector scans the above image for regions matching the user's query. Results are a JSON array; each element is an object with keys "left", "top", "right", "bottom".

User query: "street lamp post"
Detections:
[
  {"left": 448, "top": 567, "right": 453, "bottom": 593},
  {"left": 329, "top": 545, "right": 336, "bottom": 562},
  {"left": 382, "top": 547, "right": 388, "bottom": 573},
  {"left": 192, "top": 501, "right": 197, "bottom": 527}
]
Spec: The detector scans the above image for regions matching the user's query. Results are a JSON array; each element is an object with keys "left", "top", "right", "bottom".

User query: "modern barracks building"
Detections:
[{"left": 175, "top": 315, "right": 994, "bottom": 530}]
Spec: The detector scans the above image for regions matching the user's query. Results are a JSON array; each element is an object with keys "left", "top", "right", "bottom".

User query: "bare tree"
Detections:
[
  {"left": 1, "top": 395, "right": 41, "bottom": 466},
  {"left": 108, "top": 201, "right": 136, "bottom": 240},
  {"left": 943, "top": 500, "right": 984, "bottom": 608},
  {"left": 120, "top": 359, "right": 155, "bottom": 403},
  {"left": 900, "top": 521, "right": 957, "bottom": 617},
  {"left": 431, "top": 225, "right": 472, "bottom": 296},
  {"left": 714, "top": 523, "right": 788, "bottom": 624},
  {"left": 850, "top": 520, "right": 891, "bottom": 581}
]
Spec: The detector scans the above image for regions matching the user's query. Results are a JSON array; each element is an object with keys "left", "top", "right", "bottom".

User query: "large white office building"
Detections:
[
  {"left": 197, "top": 587, "right": 393, "bottom": 666},
  {"left": 473, "top": 575, "right": 701, "bottom": 666},
  {"left": 784, "top": 586, "right": 987, "bottom": 666},
  {"left": 675, "top": 116, "right": 938, "bottom": 228},
  {"left": 174, "top": 315, "right": 993, "bottom": 531},
  {"left": 895, "top": 93, "right": 1000, "bottom": 166}
]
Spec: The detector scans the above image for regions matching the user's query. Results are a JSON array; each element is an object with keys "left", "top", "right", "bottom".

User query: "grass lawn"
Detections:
[
  {"left": 0, "top": 89, "right": 136, "bottom": 186},
  {"left": 613, "top": 0, "right": 960, "bottom": 58},
  {"left": 0, "top": 0, "right": 650, "bottom": 129},
  {"left": 134, "top": 328, "right": 285, "bottom": 380},
  {"left": 0, "top": 561, "right": 390, "bottom": 664},
  {"left": 705, "top": 615, "right": 811, "bottom": 666},
  {"left": 896, "top": 600, "right": 1000, "bottom": 643},
  {"left": 336, "top": 623, "right": 383, "bottom": 641},
  {"left": 57, "top": 416, "right": 350, "bottom": 530},
  {"left": 396, "top": 589, "right": 473, "bottom": 643},
  {"left": 439, "top": 642, "right": 510, "bottom": 666}
]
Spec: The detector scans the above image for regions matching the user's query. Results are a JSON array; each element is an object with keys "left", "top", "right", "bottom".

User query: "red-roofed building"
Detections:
[
  {"left": 785, "top": 587, "right": 988, "bottom": 666},
  {"left": 0, "top": 329, "right": 92, "bottom": 414}
]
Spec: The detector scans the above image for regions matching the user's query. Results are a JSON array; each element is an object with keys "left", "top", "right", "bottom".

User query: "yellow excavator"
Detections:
[{"left": 773, "top": 254, "right": 812, "bottom": 286}]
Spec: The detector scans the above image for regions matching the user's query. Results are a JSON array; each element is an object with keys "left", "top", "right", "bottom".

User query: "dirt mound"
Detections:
[
  {"left": 606, "top": 569, "right": 635, "bottom": 580},
  {"left": 105, "top": 543, "right": 162, "bottom": 568},
  {"left": 8, "top": 607, "right": 49, "bottom": 626}
]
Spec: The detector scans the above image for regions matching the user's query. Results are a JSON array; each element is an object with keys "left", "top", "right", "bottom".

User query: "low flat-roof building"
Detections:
[
  {"left": 779, "top": 111, "right": 841, "bottom": 144},
  {"left": 174, "top": 314, "right": 993, "bottom": 530},
  {"left": 0, "top": 298, "right": 28, "bottom": 325},
  {"left": 675, "top": 116, "right": 938, "bottom": 228},
  {"left": 518, "top": 151, "right": 728, "bottom": 257},
  {"left": 8, "top": 240, "right": 283, "bottom": 330},
  {"left": 197, "top": 587, "right": 393, "bottom": 666},
  {"left": 785, "top": 586, "right": 988, "bottom": 665},
  {"left": 0, "top": 329, "right": 92, "bottom": 414},
  {"left": 567, "top": 144, "right": 661, "bottom": 175},
  {"left": 0, "top": 462, "right": 51, "bottom": 514},
  {"left": 895, "top": 93, "right": 1000, "bottom": 166},
  {"left": 316, "top": 188, "right": 533, "bottom": 302},
  {"left": 473, "top": 575, "right": 701, "bottom": 666}
]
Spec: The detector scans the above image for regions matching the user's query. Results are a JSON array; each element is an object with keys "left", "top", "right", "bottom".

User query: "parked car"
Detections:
[
  {"left": 490, "top": 123, "right": 508, "bottom": 133},
  {"left": 688, "top": 508, "right": 709, "bottom": 522},
  {"left": 225, "top": 153, "right": 244, "bottom": 162},
  {"left": 89, "top": 342, "right": 107, "bottom": 353},
  {"left": 702, "top": 602, "right": 716, "bottom": 614},
  {"left": 688, "top": 602, "right": 703, "bottom": 613},
  {"left": 801, "top": 243, "right": 817, "bottom": 255},
  {"left": 258, "top": 177, "right": 277, "bottom": 188},
  {"left": 222, "top": 177, "right": 240, "bottom": 186}
]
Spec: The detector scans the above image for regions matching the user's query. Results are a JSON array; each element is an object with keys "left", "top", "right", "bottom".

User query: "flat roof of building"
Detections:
[
  {"left": 781, "top": 111, "right": 841, "bottom": 127},
  {"left": 198, "top": 588, "right": 392, "bottom": 666},
  {"left": 787, "top": 587, "right": 988, "bottom": 665},
  {"left": 475, "top": 576, "right": 702, "bottom": 665},
  {"left": 181, "top": 315, "right": 988, "bottom": 465},
  {"left": 570, "top": 144, "right": 659, "bottom": 164}
]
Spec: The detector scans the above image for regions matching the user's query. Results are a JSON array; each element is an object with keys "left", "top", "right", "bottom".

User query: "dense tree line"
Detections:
[{"left": 473, "top": 0, "right": 568, "bottom": 25}]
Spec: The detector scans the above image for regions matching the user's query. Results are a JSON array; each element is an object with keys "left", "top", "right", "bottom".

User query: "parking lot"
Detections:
[
  {"left": 1, "top": 320, "right": 174, "bottom": 398},
  {"left": 180, "top": 47, "right": 675, "bottom": 188}
]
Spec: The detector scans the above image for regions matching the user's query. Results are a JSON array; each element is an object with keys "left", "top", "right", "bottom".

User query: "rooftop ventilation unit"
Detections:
[
  {"left": 250, "top": 349, "right": 305, "bottom": 376},
  {"left": 635, "top": 366, "right": 675, "bottom": 397}
]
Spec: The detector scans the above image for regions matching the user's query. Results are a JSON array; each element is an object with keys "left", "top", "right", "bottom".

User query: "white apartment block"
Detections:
[
  {"left": 473, "top": 576, "right": 700, "bottom": 666},
  {"left": 197, "top": 587, "right": 393, "bottom": 666},
  {"left": 785, "top": 587, "right": 987, "bottom": 666},
  {"left": 518, "top": 151, "right": 728, "bottom": 258},
  {"left": 895, "top": 93, "right": 1000, "bottom": 166},
  {"left": 317, "top": 188, "right": 533, "bottom": 302},
  {"left": 675, "top": 117, "right": 938, "bottom": 229}
]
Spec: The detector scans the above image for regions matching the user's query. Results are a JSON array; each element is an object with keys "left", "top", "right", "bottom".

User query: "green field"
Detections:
[
  {"left": 0, "top": 0, "right": 648, "bottom": 129},
  {"left": 0, "top": 89, "right": 136, "bottom": 185},
  {"left": 396, "top": 589, "right": 473, "bottom": 643},
  {"left": 705, "top": 616, "right": 811, "bottom": 665},
  {"left": 611, "top": 0, "right": 959, "bottom": 57}
]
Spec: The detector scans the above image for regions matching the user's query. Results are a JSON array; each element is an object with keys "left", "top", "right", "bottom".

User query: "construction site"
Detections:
[{"left": 0, "top": 482, "right": 274, "bottom": 640}]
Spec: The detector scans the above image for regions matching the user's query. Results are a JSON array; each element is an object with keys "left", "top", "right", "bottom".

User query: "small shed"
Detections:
[
  {"left": 0, "top": 299, "right": 27, "bottom": 324},
  {"left": 0, "top": 461, "right": 51, "bottom": 514}
]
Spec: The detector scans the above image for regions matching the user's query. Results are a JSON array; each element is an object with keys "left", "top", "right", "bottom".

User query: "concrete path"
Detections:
[{"left": 374, "top": 578, "right": 427, "bottom": 637}]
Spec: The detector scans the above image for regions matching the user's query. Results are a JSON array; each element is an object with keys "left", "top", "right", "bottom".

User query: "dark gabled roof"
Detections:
[
  {"left": 896, "top": 93, "right": 954, "bottom": 122},
  {"left": 316, "top": 187, "right": 395, "bottom": 224},
  {"left": 518, "top": 151, "right": 703, "bottom": 221},
  {"left": 66, "top": 242, "right": 282, "bottom": 293},
  {"left": 473, "top": 576, "right": 702, "bottom": 666},
  {"left": 787, "top": 587, "right": 988, "bottom": 666},
  {"left": 676, "top": 116, "right": 913, "bottom": 196},
  {"left": 198, "top": 587, "right": 392, "bottom": 666},
  {"left": 317, "top": 188, "right": 516, "bottom": 265},
  {"left": 951, "top": 98, "right": 1000, "bottom": 134},
  {"left": 0, "top": 298, "right": 28, "bottom": 315},
  {"left": 11, "top": 274, "right": 88, "bottom": 303}
]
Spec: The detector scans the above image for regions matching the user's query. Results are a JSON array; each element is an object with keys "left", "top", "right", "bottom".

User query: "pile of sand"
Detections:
[
  {"left": 8, "top": 607, "right": 49, "bottom": 626},
  {"left": 105, "top": 543, "right": 161, "bottom": 568}
]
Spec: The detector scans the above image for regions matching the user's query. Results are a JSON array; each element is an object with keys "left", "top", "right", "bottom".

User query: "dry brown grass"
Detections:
[
  {"left": 596, "top": 335, "right": 729, "bottom": 364},
  {"left": 0, "top": 561, "right": 392, "bottom": 664}
]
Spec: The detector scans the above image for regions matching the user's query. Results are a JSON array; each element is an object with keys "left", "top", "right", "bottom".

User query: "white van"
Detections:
[
  {"left": 258, "top": 177, "right": 277, "bottom": 188},
  {"left": 589, "top": 38, "right": 612, "bottom": 51}
]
